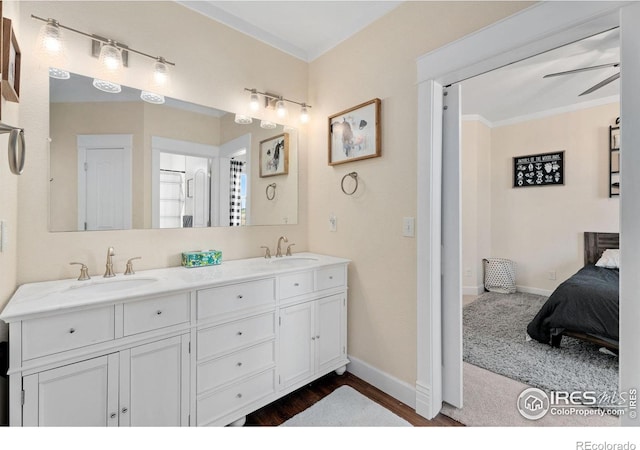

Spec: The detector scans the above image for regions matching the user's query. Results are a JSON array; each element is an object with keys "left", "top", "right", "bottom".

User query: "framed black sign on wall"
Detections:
[{"left": 513, "top": 151, "right": 564, "bottom": 188}]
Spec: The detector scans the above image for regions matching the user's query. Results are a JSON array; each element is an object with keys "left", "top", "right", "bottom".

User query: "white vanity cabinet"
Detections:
[
  {"left": 22, "top": 354, "right": 118, "bottom": 426},
  {"left": 1, "top": 253, "right": 349, "bottom": 427},
  {"left": 279, "top": 293, "right": 347, "bottom": 389},
  {"left": 22, "top": 334, "right": 190, "bottom": 426}
]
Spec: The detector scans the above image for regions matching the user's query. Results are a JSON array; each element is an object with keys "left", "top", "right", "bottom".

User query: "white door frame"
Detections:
[
  {"left": 77, "top": 134, "right": 133, "bottom": 231},
  {"left": 151, "top": 136, "right": 219, "bottom": 228},
  {"left": 416, "top": 1, "right": 636, "bottom": 421}
]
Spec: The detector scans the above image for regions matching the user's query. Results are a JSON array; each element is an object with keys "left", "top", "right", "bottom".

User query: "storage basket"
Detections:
[{"left": 483, "top": 258, "right": 517, "bottom": 294}]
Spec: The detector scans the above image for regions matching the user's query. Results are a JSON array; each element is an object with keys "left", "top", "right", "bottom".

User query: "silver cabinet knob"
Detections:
[
  {"left": 156, "top": 310, "right": 162, "bottom": 315},
  {"left": 69, "top": 328, "right": 76, "bottom": 334},
  {"left": 329, "top": 276, "right": 334, "bottom": 280},
  {"left": 311, "top": 336, "right": 316, "bottom": 341},
  {"left": 316, "top": 335, "right": 320, "bottom": 339},
  {"left": 237, "top": 362, "right": 243, "bottom": 367},
  {"left": 236, "top": 393, "right": 242, "bottom": 399},
  {"left": 110, "top": 413, "right": 117, "bottom": 419},
  {"left": 237, "top": 294, "right": 244, "bottom": 299},
  {"left": 294, "top": 283, "right": 299, "bottom": 287},
  {"left": 237, "top": 331, "right": 243, "bottom": 336},
  {"left": 121, "top": 407, "right": 128, "bottom": 414}
]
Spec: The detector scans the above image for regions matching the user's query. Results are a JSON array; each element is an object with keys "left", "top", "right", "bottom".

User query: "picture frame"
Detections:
[
  {"left": 259, "top": 133, "right": 289, "bottom": 177},
  {"left": 328, "top": 98, "right": 381, "bottom": 166},
  {"left": 2, "top": 16, "right": 20, "bottom": 103},
  {"left": 513, "top": 151, "right": 564, "bottom": 188}
]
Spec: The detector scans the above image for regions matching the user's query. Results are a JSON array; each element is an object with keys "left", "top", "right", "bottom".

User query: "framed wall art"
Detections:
[
  {"left": 260, "top": 133, "right": 289, "bottom": 177},
  {"left": 513, "top": 151, "right": 564, "bottom": 188},
  {"left": 328, "top": 98, "right": 381, "bottom": 165},
  {"left": 2, "top": 16, "right": 21, "bottom": 103}
]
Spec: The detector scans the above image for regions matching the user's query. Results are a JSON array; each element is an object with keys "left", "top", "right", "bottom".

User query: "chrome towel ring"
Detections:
[
  {"left": 341, "top": 172, "right": 358, "bottom": 195},
  {"left": 0, "top": 123, "right": 25, "bottom": 175},
  {"left": 266, "top": 183, "right": 276, "bottom": 200}
]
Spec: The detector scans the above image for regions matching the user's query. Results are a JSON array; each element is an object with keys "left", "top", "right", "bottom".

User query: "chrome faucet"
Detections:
[
  {"left": 104, "top": 247, "right": 116, "bottom": 278},
  {"left": 276, "top": 236, "right": 288, "bottom": 257}
]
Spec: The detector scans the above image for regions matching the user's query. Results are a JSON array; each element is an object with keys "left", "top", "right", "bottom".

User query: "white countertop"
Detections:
[{"left": 0, "top": 252, "right": 350, "bottom": 322}]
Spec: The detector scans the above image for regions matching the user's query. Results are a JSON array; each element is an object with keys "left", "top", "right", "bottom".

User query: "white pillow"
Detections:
[{"left": 595, "top": 249, "right": 620, "bottom": 269}]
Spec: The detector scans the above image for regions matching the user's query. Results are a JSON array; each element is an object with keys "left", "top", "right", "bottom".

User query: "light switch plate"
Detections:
[
  {"left": 0, "top": 220, "right": 6, "bottom": 252},
  {"left": 329, "top": 214, "right": 337, "bottom": 232},
  {"left": 403, "top": 217, "right": 415, "bottom": 237}
]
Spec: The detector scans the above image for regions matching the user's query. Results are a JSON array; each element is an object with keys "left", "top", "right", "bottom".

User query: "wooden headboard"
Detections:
[{"left": 584, "top": 232, "right": 619, "bottom": 266}]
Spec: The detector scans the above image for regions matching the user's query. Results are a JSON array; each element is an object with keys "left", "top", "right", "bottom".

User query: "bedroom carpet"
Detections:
[
  {"left": 463, "top": 291, "right": 619, "bottom": 396},
  {"left": 280, "top": 386, "right": 412, "bottom": 427}
]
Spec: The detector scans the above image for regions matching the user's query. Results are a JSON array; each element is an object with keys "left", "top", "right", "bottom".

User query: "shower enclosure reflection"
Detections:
[{"left": 49, "top": 72, "right": 298, "bottom": 231}]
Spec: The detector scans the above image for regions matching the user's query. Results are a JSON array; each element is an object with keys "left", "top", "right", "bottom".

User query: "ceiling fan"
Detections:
[{"left": 543, "top": 62, "right": 620, "bottom": 96}]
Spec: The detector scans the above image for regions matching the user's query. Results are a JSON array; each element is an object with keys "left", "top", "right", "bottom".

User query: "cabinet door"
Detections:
[
  {"left": 279, "top": 302, "right": 315, "bottom": 388},
  {"left": 316, "top": 294, "right": 346, "bottom": 373},
  {"left": 119, "top": 334, "right": 190, "bottom": 426},
  {"left": 23, "top": 354, "right": 119, "bottom": 426}
]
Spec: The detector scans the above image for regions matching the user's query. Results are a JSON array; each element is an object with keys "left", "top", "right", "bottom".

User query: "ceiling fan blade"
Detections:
[
  {"left": 543, "top": 62, "right": 620, "bottom": 78},
  {"left": 579, "top": 72, "right": 621, "bottom": 96}
]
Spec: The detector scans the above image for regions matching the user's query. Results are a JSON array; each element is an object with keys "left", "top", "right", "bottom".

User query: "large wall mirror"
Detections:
[{"left": 49, "top": 72, "right": 298, "bottom": 231}]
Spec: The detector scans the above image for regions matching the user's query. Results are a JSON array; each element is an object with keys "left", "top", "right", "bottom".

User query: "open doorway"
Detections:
[
  {"left": 441, "top": 27, "right": 621, "bottom": 426},
  {"left": 415, "top": 2, "right": 640, "bottom": 427}
]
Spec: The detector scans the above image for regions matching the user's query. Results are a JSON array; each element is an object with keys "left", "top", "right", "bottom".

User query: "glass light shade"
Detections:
[
  {"left": 49, "top": 67, "right": 70, "bottom": 80},
  {"left": 98, "top": 41, "right": 123, "bottom": 72},
  {"left": 152, "top": 57, "right": 170, "bottom": 87},
  {"left": 140, "top": 91, "right": 165, "bottom": 104},
  {"left": 276, "top": 98, "right": 287, "bottom": 118},
  {"left": 38, "top": 20, "right": 64, "bottom": 56},
  {"left": 260, "top": 120, "right": 277, "bottom": 129},
  {"left": 234, "top": 114, "right": 253, "bottom": 125},
  {"left": 300, "top": 104, "right": 309, "bottom": 123},
  {"left": 249, "top": 91, "right": 260, "bottom": 111},
  {"left": 92, "top": 78, "right": 122, "bottom": 94}
]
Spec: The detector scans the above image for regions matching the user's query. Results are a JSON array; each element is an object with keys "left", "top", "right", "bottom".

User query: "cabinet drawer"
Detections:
[
  {"left": 316, "top": 266, "right": 346, "bottom": 291},
  {"left": 22, "top": 307, "right": 115, "bottom": 360},
  {"left": 197, "top": 313, "right": 274, "bottom": 360},
  {"left": 197, "top": 369, "right": 275, "bottom": 426},
  {"left": 197, "top": 278, "right": 275, "bottom": 320},
  {"left": 123, "top": 292, "right": 190, "bottom": 336},
  {"left": 197, "top": 341, "right": 274, "bottom": 394},
  {"left": 279, "top": 271, "right": 314, "bottom": 299}
]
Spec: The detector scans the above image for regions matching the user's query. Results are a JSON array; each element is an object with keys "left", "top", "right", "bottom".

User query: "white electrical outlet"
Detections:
[
  {"left": 465, "top": 268, "right": 472, "bottom": 278},
  {"left": 402, "top": 217, "right": 415, "bottom": 237},
  {"left": 548, "top": 271, "right": 556, "bottom": 280},
  {"left": 329, "top": 214, "right": 337, "bottom": 232}
]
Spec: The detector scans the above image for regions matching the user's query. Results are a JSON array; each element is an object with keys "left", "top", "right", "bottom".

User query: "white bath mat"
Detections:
[{"left": 280, "top": 386, "right": 412, "bottom": 427}]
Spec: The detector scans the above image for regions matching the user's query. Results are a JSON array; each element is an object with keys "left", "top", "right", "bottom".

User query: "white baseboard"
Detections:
[
  {"left": 516, "top": 285, "right": 553, "bottom": 297},
  {"left": 346, "top": 355, "right": 416, "bottom": 409},
  {"left": 462, "top": 285, "right": 484, "bottom": 296}
]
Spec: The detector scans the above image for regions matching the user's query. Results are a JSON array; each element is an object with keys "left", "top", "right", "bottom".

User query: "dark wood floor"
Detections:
[{"left": 245, "top": 371, "right": 463, "bottom": 426}]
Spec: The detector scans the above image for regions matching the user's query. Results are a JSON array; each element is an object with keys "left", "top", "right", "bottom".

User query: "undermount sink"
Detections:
[
  {"left": 65, "top": 277, "right": 159, "bottom": 294},
  {"left": 267, "top": 256, "right": 319, "bottom": 266}
]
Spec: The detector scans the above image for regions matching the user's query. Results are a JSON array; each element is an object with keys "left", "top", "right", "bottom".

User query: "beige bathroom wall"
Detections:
[
  {"left": 461, "top": 119, "right": 492, "bottom": 293},
  {"left": 307, "top": 2, "right": 531, "bottom": 385},
  {"left": 16, "top": 1, "right": 309, "bottom": 283},
  {"left": 490, "top": 102, "right": 620, "bottom": 293}
]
